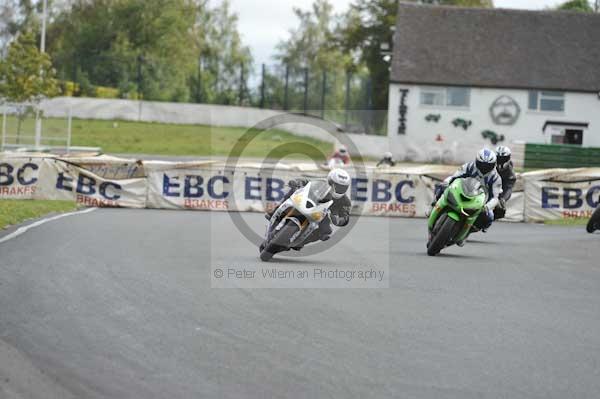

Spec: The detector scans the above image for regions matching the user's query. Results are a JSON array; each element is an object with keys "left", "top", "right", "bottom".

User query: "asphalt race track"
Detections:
[{"left": 1, "top": 209, "right": 599, "bottom": 399}]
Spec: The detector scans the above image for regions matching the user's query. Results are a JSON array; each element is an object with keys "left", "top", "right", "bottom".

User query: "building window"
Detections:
[
  {"left": 420, "top": 88, "right": 444, "bottom": 106},
  {"left": 528, "top": 91, "right": 564, "bottom": 112},
  {"left": 420, "top": 87, "right": 470, "bottom": 108}
]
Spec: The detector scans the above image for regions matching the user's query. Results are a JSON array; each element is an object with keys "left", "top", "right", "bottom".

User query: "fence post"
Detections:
[
  {"left": 366, "top": 77, "right": 373, "bottom": 135},
  {"left": 196, "top": 56, "right": 203, "bottom": 103},
  {"left": 67, "top": 104, "right": 72, "bottom": 154},
  {"left": 239, "top": 62, "right": 245, "bottom": 105},
  {"left": 137, "top": 55, "right": 144, "bottom": 121},
  {"left": 283, "top": 64, "right": 290, "bottom": 111},
  {"left": 320, "top": 70, "right": 327, "bottom": 119},
  {"left": 345, "top": 72, "right": 351, "bottom": 127},
  {"left": 1, "top": 107, "right": 6, "bottom": 151},
  {"left": 260, "top": 63, "right": 266, "bottom": 109},
  {"left": 303, "top": 68, "right": 309, "bottom": 115}
]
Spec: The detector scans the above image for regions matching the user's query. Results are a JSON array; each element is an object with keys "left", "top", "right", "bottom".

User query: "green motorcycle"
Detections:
[{"left": 427, "top": 177, "right": 487, "bottom": 256}]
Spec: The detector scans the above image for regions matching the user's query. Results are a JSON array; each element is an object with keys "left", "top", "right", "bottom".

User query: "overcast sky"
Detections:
[{"left": 226, "top": 0, "right": 563, "bottom": 69}]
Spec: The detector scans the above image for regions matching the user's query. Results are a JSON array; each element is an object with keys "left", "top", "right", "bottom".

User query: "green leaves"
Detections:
[
  {"left": 557, "top": 0, "right": 594, "bottom": 12},
  {"left": 0, "top": 31, "right": 59, "bottom": 103},
  {"left": 44, "top": 0, "right": 251, "bottom": 103}
]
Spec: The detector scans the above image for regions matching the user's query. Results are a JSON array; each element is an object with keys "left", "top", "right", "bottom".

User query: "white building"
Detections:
[{"left": 387, "top": 3, "right": 600, "bottom": 164}]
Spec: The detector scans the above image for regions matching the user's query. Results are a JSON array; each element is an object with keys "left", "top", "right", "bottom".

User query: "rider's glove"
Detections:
[
  {"left": 434, "top": 183, "right": 447, "bottom": 201},
  {"left": 485, "top": 205, "right": 495, "bottom": 222},
  {"left": 498, "top": 198, "right": 507, "bottom": 210}
]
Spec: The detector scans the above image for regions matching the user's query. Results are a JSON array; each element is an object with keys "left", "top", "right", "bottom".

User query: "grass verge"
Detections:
[
  {"left": 544, "top": 218, "right": 588, "bottom": 226},
  {"left": 4, "top": 117, "right": 334, "bottom": 159},
  {"left": 0, "top": 200, "right": 78, "bottom": 230}
]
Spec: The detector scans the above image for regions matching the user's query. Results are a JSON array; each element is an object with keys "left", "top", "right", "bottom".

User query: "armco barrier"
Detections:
[{"left": 2, "top": 153, "right": 599, "bottom": 223}]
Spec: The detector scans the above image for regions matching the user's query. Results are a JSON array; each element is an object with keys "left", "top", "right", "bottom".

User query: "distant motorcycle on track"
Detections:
[
  {"left": 427, "top": 177, "right": 487, "bottom": 256},
  {"left": 587, "top": 206, "right": 600, "bottom": 233},
  {"left": 259, "top": 180, "right": 333, "bottom": 261}
]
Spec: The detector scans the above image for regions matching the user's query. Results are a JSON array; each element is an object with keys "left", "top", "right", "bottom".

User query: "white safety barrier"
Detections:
[
  {"left": 39, "top": 97, "right": 389, "bottom": 157},
  {"left": 523, "top": 168, "right": 600, "bottom": 222},
  {"left": 2, "top": 153, "right": 599, "bottom": 222},
  {"left": 144, "top": 162, "right": 436, "bottom": 217},
  {"left": 36, "top": 158, "right": 147, "bottom": 208}
]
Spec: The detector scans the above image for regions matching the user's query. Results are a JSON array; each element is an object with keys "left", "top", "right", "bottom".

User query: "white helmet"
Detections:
[
  {"left": 495, "top": 146, "right": 512, "bottom": 168},
  {"left": 327, "top": 168, "right": 350, "bottom": 199},
  {"left": 383, "top": 151, "right": 393, "bottom": 160},
  {"left": 475, "top": 148, "right": 497, "bottom": 176},
  {"left": 337, "top": 145, "right": 348, "bottom": 156}
]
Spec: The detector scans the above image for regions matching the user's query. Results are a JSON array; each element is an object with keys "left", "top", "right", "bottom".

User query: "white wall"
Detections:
[
  {"left": 39, "top": 97, "right": 388, "bottom": 158},
  {"left": 387, "top": 84, "right": 600, "bottom": 165}
]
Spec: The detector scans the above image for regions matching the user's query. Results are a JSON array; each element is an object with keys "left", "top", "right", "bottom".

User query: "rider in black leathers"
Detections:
[{"left": 494, "top": 146, "right": 517, "bottom": 220}]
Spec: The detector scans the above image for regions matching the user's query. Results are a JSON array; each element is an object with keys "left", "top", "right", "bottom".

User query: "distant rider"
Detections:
[
  {"left": 494, "top": 146, "right": 517, "bottom": 220},
  {"left": 265, "top": 169, "right": 352, "bottom": 249},
  {"left": 377, "top": 152, "right": 396, "bottom": 167},
  {"left": 434, "top": 148, "right": 503, "bottom": 234},
  {"left": 329, "top": 145, "right": 351, "bottom": 166}
]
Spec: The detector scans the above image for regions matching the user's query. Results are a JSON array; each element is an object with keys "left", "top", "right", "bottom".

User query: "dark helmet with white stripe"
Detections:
[
  {"left": 475, "top": 148, "right": 497, "bottom": 176},
  {"left": 496, "top": 146, "right": 512, "bottom": 169}
]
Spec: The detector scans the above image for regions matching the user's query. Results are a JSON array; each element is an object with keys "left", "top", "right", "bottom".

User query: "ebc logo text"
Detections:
[
  {"left": 56, "top": 172, "right": 121, "bottom": 199},
  {"left": 0, "top": 162, "right": 39, "bottom": 186},
  {"left": 162, "top": 174, "right": 230, "bottom": 199},
  {"left": 541, "top": 186, "right": 600, "bottom": 209},
  {"left": 351, "top": 178, "right": 415, "bottom": 203},
  {"left": 0, "top": 162, "right": 39, "bottom": 196}
]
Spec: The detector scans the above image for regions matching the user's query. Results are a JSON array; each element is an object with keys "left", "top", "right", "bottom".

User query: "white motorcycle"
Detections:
[{"left": 260, "top": 180, "right": 333, "bottom": 262}]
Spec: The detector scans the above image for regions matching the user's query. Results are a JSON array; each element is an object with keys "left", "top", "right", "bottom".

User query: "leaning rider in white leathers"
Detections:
[
  {"left": 264, "top": 169, "right": 352, "bottom": 250},
  {"left": 435, "top": 148, "right": 503, "bottom": 231}
]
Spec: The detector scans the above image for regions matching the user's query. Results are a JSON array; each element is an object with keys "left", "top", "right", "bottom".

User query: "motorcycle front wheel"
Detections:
[
  {"left": 260, "top": 221, "right": 301, "bottom": 262},
  {"left": 427, "top": 216, "right": 459, "bottom": 256}
]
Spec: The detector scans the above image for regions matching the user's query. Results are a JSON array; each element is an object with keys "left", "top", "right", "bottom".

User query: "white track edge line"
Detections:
[{"left": 0, "top": 207, "right": 97, "bottom": 245}]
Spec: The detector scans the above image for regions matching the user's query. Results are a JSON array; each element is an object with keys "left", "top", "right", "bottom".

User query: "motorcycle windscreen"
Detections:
[
  {"left": 307, "top": 180, "right": 331, "bottom": 204},
  {"left": 461, "top": 178, "right": 484, "bottom": 198}
]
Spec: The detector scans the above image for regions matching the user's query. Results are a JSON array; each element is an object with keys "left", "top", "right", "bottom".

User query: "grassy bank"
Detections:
[
  {"left": 545, "top": 218, "right": 589, "bottom": 226},
  {"left": 4, "top": 116, "right": 334, "bottom": 159},
  {"left": 0, "top": 200, "right": 78, "bottom": 229}
]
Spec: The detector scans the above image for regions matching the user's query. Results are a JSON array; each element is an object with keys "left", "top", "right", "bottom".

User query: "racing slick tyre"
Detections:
[
  {"left": 427, "top": 216, "right": 459, "bottom": 257},
  {"left": 260, "top": 221, "right": 301, "bottom": 262},
  {"left": 587, "top": 207, "right": 600, "bottom": 234}
]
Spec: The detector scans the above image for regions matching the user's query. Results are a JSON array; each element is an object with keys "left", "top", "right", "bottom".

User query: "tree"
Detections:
[
  {"left": 276, "top": 0, "right": 349, "bottom": 71},
  {"left": 440, "top": 0, "right": 493, "bottom": 6},
  {"left": 0, "top": 31, "right": 59, "bottom": 139},
  {"left": 44, "top": 0, "right": 251, "bottom": 103},
  {"left": 0, "top": 0, "right": 37, "bottom": 54},
  {"left": 338, "top": 0, "right": 494, "bottom": 111},
  {"left": 274, "top": 0, "right": 354, "bottom": 113},
  {"left": 0, "top": 31, "right": 59, "bottom": 102},
  {"left": 196, "top": 0, "right": 253, "bottom": 105},
  {"left": 557, "top": 0, "right": 594, "bottom": 12},
  {"left": 47, "top": 0, "right": 198, "bottom": 101},
  {"left": 421, "top": 0, "right": 493, "bottom": 5}
]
